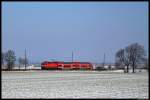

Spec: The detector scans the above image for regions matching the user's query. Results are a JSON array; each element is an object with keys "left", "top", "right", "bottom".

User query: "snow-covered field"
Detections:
[{"left": 2, "top": 70, "right": 149, "bottom": 99}]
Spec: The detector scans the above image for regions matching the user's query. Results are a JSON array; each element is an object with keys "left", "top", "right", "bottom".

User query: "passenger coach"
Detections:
[{"left": 41, "top": 61, "right": 93, "bottom": 70}]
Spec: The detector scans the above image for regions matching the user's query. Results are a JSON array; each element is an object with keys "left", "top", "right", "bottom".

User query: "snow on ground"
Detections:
[
  {"left": 2, "top": 70, "right": 149, "bottom": 99},
  {"left": 13, "top": 65, "right": 41, "bottom": 70}
]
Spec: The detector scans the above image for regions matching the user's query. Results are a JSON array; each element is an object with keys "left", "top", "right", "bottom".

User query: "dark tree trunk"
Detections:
[
  {"left": 127, "top": 65, "right": 129, "bottom": 73},
  {"left": 132, "top": 66, "right": 135, "bottom": 73},
  {"left": 132, "top": 62, "right": 135, "bottom": 73}
]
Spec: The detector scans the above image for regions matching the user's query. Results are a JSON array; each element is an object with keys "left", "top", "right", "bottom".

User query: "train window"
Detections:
[
  {"left": 81, "top": 65, "right": 87, "bottom": 67},
  {"left": 64, "top": 65, "right": 71, "bottom": 67}
]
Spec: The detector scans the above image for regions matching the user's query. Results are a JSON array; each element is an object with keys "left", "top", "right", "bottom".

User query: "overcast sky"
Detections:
[{"left": 2, "top": 2, "right": 148, "bottom": 63}]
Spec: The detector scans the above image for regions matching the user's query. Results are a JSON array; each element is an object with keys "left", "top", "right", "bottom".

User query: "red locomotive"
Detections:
[{"left": 41, "top": 61, "right": 93, "bottom": 70}]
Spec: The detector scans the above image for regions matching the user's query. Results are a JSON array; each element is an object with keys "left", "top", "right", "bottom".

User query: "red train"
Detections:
[{"left": 41, "top": 61, "right": 93, "bottom": 70}]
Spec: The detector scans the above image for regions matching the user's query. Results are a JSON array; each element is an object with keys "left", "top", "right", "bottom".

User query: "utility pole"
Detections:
[
  {"left": 25, "top": 49, "right": 27, "bottom": 70},
  {"left": 72, "top": 51, "right": 73, "bottom": 62},
  {"left": 103, "top": 53, "right": 105, "bottom": 67}
]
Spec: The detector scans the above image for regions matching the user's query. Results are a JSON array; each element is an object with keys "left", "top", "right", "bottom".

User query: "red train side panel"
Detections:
[{"left": 41, "top": 61, "right": 93, "bottom": 70}]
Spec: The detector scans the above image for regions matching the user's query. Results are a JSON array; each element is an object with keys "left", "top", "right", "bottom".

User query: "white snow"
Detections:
[
  {"left": 13, "top": 65, "right": 41, "bottom": 70},
  {"left": 2, "top": 70, "right": 148, "bottom": 99}
]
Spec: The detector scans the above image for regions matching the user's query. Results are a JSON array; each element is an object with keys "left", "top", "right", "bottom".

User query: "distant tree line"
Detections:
[
  {"left": 1, "top": 50, "right": 28, "bottom": 71},
  {"left": 115, "top": 43, "right": 148, "bottom": 73}
]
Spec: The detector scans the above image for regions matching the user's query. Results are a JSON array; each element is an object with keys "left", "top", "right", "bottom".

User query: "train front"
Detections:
[{"left": 41, "top": 61, "right": 62, "bottom": 70}]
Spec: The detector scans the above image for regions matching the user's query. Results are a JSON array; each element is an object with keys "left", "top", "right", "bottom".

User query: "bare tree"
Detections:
[
  {"left": 115, "top": 49, "right": 125, "bottom": 70},
  {"left": 115, "top": 49, "right": 124, "bottom": 65},
  {"left": 115, "top": 43, "right": 146, "bottom": 73},
  {"left": 2, "top": 52, "right": 4, "bottom": 65},
  {"left": 1, "top": 52, "right": 5, "bottom": 69},
  {"left": 126, "top": 43, "right": 146, "bottom": 73},
  {"left": 115, "top": 48, "right": 131, "bottom": 73},
  {"left": 4, "top": 50, "right": 16, "bottom": 70},
  {"left": 124, "top": 47, "right": 132, "bottom": 73}
]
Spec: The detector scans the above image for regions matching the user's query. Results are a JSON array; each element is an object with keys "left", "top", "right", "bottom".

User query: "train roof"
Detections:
[
  {"left": 42, "top": 61, "right": 91, "bottom": 64},
  {"left": 58, "top": 62, "right": 91, "bottom": 64}
]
